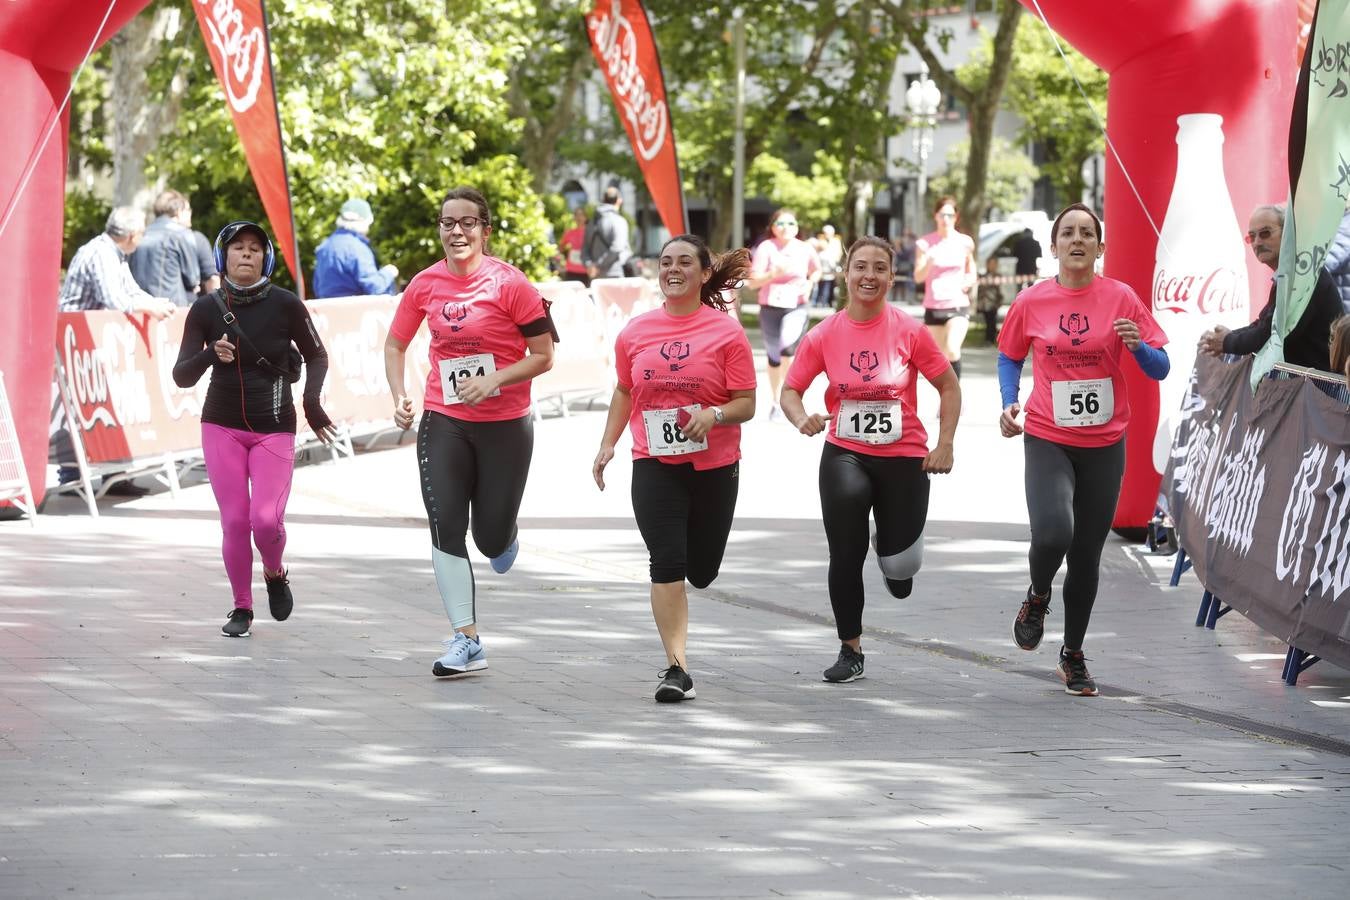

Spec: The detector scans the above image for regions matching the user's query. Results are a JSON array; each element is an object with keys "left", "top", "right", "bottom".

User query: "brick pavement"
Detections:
[{"left": 3, "top": 344, "right": 1348, "bottom": 899}]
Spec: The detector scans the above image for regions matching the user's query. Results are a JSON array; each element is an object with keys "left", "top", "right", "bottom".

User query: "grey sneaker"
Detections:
[
  {"left": 1057, "top": 647, "right": 1099, "bottom": 697},
  {"left": 823, "top": 644, "right": 865, "bottom": 683},
  {"left": 655, "top": 663, "right": 696, "bottom": 702},
  {"left": 221, "top": 608, "right": 253, "bottom": 638}
]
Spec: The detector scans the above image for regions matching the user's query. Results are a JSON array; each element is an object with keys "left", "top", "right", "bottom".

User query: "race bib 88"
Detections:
[{"left": 642, "top": 405, "right": 708, "bottom": 457}]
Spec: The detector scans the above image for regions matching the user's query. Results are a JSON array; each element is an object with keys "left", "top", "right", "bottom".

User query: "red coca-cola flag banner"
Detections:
[
  {"left": 585, "top": 0, "right": 687, "bottom": 237},
  {"left": 191, "top": 0, "right": 303, "bottom": 294}
]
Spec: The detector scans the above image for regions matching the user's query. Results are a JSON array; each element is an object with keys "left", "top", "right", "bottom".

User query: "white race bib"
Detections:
[
  {"left": 765, "top": 281, "right": 806, "bottom": 309},
  {"left": 836, "top": 400, "right": 901, "bottom": 445},
  {"left": 567, "top": 249, "right": 583, "bottom": 265},
  {"left": 439, "top": 353, "right": 500, "bottom": 405},
  {"left": 642, "top": 405, "right": 708, "bottom": 457},
  {"left": 1051, "top": 378, "right": 1114, "bottom": 427}
]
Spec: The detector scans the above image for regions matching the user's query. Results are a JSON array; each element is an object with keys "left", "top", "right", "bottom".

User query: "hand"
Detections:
[
  {"left": 1000, "top": 402, "right": 1023, "bottom": 438},
  {"left": 144, "top": 298, "right": 176, "bottom": 320},
  {"left": 592, "top": 445, "right": 614, "bottom": 491},
  {"left": 923, "top": 442, "right": 954, "bottom": 474},
  {"left": 393, "top": 395, "right": 415, "bottom": 430},
  {"left": 1112, "top": 317, "right": 1142, "bottom": 351},
  {"left": 214, "top": 333, "right": 236, "bottom": 363},
  {"left": 681, "top": 408, "right": 716, "bottom": 442},
  {"left": 379, "top": 263, "right": 398, "bottom": 281},
  {"left": 1198, "top": 326, "right": 1230, "bottom": 357},
  {"left": 313, "top": 423, "right": 339, "bottom": 445},
  {"left": 587, "top": 265, "right": 599, "bottom": 279},
  {"left": 795, "top": 412, "right": 830, "bottom": 436},
  {"left": 454, "top": 372, "right": 498, "bottom": 407}
]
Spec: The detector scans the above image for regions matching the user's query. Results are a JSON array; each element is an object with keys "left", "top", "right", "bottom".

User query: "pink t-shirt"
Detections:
[
  {"left": 560, "top": 226, "right": 587, "bottom": 274},
  {"left": 752, "top": 238, "right": 820, "bottom": 308},
  {"left": 918, "top": 230, "right": 975, "bottom": 310},
  {"left": 390, "top": 255, "right": 550, "bottom": 422},
  {"left": 616, "top": 303, "right": 757, "bottom": 470},
  {"left": 998, "top": 276, "right": 1168, "bottom": 448},
  {"left": 785, "top": 305, "right": 951, "bottom": 458}
]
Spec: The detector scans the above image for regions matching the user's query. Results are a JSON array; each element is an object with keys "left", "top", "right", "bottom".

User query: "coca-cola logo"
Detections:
[
  {"left": 62, "top": 325, "right": 118, "bottom": 430},
  {"left": 588, "top": 2, "right": 670, "bottom": 162},
  {"left": 1152, "top": 266, "right": 1243, "bottom": 316},
  {"left": 196, "top": 0, "right": 266, "bottom": 113}
]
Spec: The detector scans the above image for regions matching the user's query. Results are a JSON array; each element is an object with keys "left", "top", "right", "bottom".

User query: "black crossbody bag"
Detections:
[{"left": 212, "top": 291, "right": 304, "bottom": 383}]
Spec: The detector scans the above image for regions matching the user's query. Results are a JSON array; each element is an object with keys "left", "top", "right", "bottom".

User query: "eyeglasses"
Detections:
[
  {"left": 1245, "top": 227, "right": 1277, "bottom": 244},
  {"left": 775, "top": 219, "right": 797, "bottom": 227},
  {"left": 436, "top": 216, "right": 485, "bottom": 232}
]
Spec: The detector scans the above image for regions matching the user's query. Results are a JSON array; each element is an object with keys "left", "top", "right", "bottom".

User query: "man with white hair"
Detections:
[
  {"left": 59, "top": 207, "right": 176, "bottom": 317},
  {"left": 312, "top": 198, "right": 398, "bottom": 298}
]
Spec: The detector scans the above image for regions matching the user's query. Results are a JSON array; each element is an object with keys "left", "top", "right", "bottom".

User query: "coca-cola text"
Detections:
[{"left": 1152, "top": 266, "right": 1243, "bottom": 315}]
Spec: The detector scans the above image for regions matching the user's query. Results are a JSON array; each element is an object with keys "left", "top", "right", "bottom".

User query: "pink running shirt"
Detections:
[
  {"left": 616, "top": 303, "right": 757, "bottom": 470},
  {"left": 390, "top": 255, "right": 551, "bottom": 422},
  {"left": 785, "top": 305, "right": 951, "bottom": 458},
  {"left": 998, "top": 276, "right": 1167, "bottom": 448},
  {"left": 917, "top": 230, "right": 975, "bottom": 310},
  {"left": 752, "top": 238, "right": 820, "bottom": 308}
]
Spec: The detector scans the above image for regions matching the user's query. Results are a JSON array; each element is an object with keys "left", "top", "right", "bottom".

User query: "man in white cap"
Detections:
[{"left": 312, "top": 198, "right": 399, "bottom": 298}]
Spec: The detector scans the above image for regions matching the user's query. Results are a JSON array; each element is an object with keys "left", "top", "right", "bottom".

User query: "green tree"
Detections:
[
  {"left": 929, "top": 137, "right": 1039, "bottom": 219},
  {"left": 140, "top": 0, "right": 556, "bottom": 288},
  {"left": 746, "top": 152, "right": 848, "bottom": 234}
]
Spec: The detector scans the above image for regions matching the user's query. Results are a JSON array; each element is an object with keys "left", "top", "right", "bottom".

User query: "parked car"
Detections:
[{"left": 978, "top": 211, "right": 1055, "bottom": 282}]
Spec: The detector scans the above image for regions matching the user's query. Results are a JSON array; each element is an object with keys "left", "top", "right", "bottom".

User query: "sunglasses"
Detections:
[
  {"left": 937, "top": 212, "right": 957, "bottom": 219},
  {"left": 775, "top": 219, "right": 797, "bottom": 227},
  {"left": 1245, "top": 227, "right": 1277, "bottom": 244}
]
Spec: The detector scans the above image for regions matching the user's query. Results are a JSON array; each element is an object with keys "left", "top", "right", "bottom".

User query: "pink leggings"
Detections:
[{"left": 202, "top": 423, "right": 296, "bottom": 609}]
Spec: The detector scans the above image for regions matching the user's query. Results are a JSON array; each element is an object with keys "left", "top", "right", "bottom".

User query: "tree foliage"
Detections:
[
  {"left": 929, "top": 137, "right": 1039, "bottom": 219},
  {"left": 746, "top": 152, "right": 848, "bottom": 234}
]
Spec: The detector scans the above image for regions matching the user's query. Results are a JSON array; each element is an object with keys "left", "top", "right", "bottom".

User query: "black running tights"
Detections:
[{"left": 631, "top": 459, "right": 739, "bottom": 586}]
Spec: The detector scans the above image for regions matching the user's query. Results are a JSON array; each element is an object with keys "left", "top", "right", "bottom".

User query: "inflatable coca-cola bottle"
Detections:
[{"left": 1150, "top": 113, "right": 1249, "bottom": 474}]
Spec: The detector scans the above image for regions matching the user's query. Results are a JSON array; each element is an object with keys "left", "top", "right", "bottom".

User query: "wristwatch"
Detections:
[{"left": 711, "top": 406, "right": 726, "bottom": 424}]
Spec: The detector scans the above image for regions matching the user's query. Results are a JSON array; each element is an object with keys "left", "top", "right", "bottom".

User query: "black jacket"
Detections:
[{"left": 1222, "top": 267, "right": 1342, "bottom": 372}]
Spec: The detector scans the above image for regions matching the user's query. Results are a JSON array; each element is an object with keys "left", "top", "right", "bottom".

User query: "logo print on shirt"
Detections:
[
  {"left": 1058, "top": 313, "right": 1089, "bottom": 346},
  {"left": 660, "top": 340, "right": 692, "bottom": 371},
  {"left": 849, "top": 350, "right": 881, "bottom": 383},
  {"left": 441, "top": 302, "right": 470, "bottom": 332}
]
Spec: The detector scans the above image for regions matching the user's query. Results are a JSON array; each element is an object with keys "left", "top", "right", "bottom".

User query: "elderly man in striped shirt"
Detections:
[{"left": 59, "top": 206, "right": 176, "bottom": 318}]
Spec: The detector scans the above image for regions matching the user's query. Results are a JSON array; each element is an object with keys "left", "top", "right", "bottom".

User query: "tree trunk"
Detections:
[
  {"left": 514, "top": 53, "right": 589, "bottom": 193},
  {"left": 109, "top": 7, "right": 187, "bottom": 210},
  {"left": 957, "top": 2, "right": 1023, "bottom": 237}
]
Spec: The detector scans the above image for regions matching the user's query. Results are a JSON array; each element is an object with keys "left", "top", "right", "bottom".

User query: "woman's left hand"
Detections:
[
  {"left": 1113, "top": 318, "right": 1142, "bottom": 351},
  {"left": 681, "top": 408, "right": 717, "bottom": 442},
  {"left": 455, "top": 373, "right": 500, "bottom": 407},
  {"left": 922, "top": 442, "right": 954, "bottom": 474},
  {"left": 314, "top": 423, "right": 339, "bottom": 446}
]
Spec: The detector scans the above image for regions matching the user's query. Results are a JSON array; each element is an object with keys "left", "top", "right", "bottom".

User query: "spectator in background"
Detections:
[
  {"left": 976, "top": 256, "right": 1006, "bottom": 344},
  {"left": 1199, "top": 203, "right": 1341, "bottom": 372},
  {"left": 1326, "top": 208, "right": 1350, "bottom": 313},
  {"left": 56, "top": 206, "right": 176, "bottom": 496},
  {"left": 559, "top": 206, "right": 591, "bottom": 286},
  {"left": 313, "top": 198, "right": 398, "bottom": 298},
  {"left": 584, "top": 186, "right": 632, "bottom": 279},
  {"left": 1330, "top": 315, "right": 1350, "bottom": 383},
  {"left": 1013, "top": 227, "right": 1041, "bottom": 289},
  {"left": 891, "top": 231, "right": 917, "bottom": 304},
  {"left": 128, "top": 189, "right": 201, "bottom": 306},
  {"left": 812, "top": 224, "right": 843, "bottom": 308},
  {"left": 191, "top": 227, "right": 220, "bottom": 296}
]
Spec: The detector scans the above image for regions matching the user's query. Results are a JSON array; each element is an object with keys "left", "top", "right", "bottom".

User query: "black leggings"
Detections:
[
  {"left": 1023, "top": 434, "right": 1126, "bottom": 651},
  {"left": 819, "top": 444, "right": 930, "bottom": 641},
  {"left": 417, "top": 410, "right": 534, "bottom": 558},
  {"left": 631, "top": 459, "right": 739, "bottom": 586}
]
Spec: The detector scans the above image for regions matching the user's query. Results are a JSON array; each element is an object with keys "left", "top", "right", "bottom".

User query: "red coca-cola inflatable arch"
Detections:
[
  {"left": 0, "top": 0, "right": 154, "bottom": 503},
  {"left": 1018, "top": 0, "right": 1300, "bottom": 531}
]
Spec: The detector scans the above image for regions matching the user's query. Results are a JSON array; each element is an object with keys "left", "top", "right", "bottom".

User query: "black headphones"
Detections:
[{"left": 213, "top": 221, "right": 276, "bottom": 278}]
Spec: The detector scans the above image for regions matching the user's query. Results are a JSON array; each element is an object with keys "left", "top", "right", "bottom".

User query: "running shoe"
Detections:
[
  {"left": 432, "top": 632, "right": 487, "bottom": 676},
  {"left": 1014, "top": 585, "right": 1052, "bottom": 651},
  {"left": 489, "top": 539, "right": 519, "bottom": 574},
  {"left": 265, "top": 570, "right": 293, "bottom": 621},
  {"left": 1057, "top": 647, "right": 1099, "bottom": 697},
  {"left": 655, "top": 663, "right": 696, "bottom": 702},
  {"left": 822, "top": 643, "right": 865, "bottom": 683},
  {"left": 222, "top": 608, "right": 253, "bottom": 638}
]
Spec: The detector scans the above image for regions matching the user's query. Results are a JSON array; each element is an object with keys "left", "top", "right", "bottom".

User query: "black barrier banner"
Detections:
[{"left": 1167, "top": 355, "right": 1350, "bottom": 667}]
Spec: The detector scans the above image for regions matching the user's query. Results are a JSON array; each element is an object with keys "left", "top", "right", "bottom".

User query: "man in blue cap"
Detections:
[{"left": 312, "top": 198, "right": 399, "bottom": 298}]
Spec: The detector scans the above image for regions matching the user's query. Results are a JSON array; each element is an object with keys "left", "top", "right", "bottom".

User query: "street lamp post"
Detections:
[{"left": 905, "top": 65, "right": 941, "bottom": 232}]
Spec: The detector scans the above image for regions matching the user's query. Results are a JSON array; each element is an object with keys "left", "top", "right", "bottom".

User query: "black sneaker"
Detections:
[
  {"left": 1057, "top": 647, "right": 1099, "bottom": 696},
  {"left": 655, "top": 663, "right": 696, "bottom": 702},
  {"left": 222, "top": 608, "right": 253, "bottom": 638},
  {"left": 1014, "top": 585, "right": 1052, "bottom": 651},
  {"left": 265, "top": 570, "right": 293, "bottom": 621},
  {"left": 823, "top": 643, "right": 865, "bottom": 683}
]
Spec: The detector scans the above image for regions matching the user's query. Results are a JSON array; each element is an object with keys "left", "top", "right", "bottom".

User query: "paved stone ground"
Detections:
[{"left": 3, "top": 344, "right": 1348, "bottom": 899}]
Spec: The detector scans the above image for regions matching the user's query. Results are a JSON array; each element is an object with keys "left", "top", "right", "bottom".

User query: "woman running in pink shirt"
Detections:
[
  {"left": 745, "top": 208, "right": 821, "bottom": 420},
  {"left": 593, "top": 235, "right": 757, "bottom": 702},
  {"left": 914, "top": 195, "right": 977, "bottom": 379},
  {"left": 781, "top": 237, "right": 961, "bottom": 683},
  {"left": 384, "top": 187, "right": 557, "bottom": 678},
  {"left": 998, "top": 203, "right": 1169, "bottom": 696}
]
